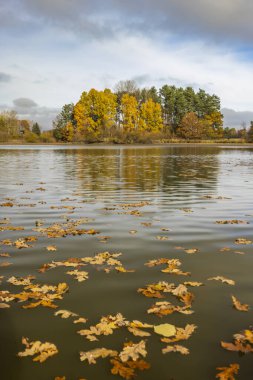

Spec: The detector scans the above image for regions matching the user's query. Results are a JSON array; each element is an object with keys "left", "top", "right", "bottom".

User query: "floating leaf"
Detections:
[
  {"left": 0, "top": 303, "right": 10, "bottom": 308},
  {"left": 111, "top": 358, "right": 150, "bottom": 380},
  {"left": 231, "top": 295, "right": 249, "bottom": 312},
  {"left": 54, "top": 309, "right": 78, "bottom": 319},
  {"left": 184, "top": 248, "right": 199, "bottom": 254},
  {"left": 66, "top": 270, "right": 89, "bottom": 282},
  {"left": 216, "top": 364, "right": 239, "bottom": 380},
  {"left": 162, "top": 345, "right": 189, "bottom": 355},
  {"left": 221, "top": 340, "right": 253, "bottom": 353},
  {"left": 184, "top": 281, "right": 203, "bottom": 287},
  {"left": 154, "top": 324, "right": 176, "bottom": 337},
  {"left": 216, "top": 220, "right": 248, "bottom": 224},
  {"left": 17, "top": 337, "right": 58, "bottom": 363},
  {"left": 235, "top": 238, "right": 252, "bottom": 245},
  {"left": 161, "top": 324, "right": 197, "bottom": 343},
  {"left": 208, "top": 276, "right": 235, "bottom": 286},
  {"left": 80, "top": 348, "right": 118, "bottom": 364},
  {"left": 119, "top": 340, "right": 147, "bottom": 362},
  {"left": 46, "top": 245, "right": 57, "bottom": 251}
]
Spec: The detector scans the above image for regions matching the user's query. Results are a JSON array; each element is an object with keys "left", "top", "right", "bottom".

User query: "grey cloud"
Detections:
[
  {"left": 12, "top": 0, "right": 253, "bottom": 45},
  {"left": 13, "top": 98, "right": 38, "bottom": 108},
  {"left": 0, "top": 72, "right": 12, "bottom": 83},
  {"left": 222, "top": 108, "right": 253, "bottom": 129}
]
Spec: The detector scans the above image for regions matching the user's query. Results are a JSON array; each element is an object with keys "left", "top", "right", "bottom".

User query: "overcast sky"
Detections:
[{"left": 1, "top": 0, "right": 253, "bottom": 129}]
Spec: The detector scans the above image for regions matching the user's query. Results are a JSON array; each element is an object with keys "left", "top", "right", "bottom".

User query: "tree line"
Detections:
[
  {"left": 0, "top": 111, "right": 54, "bottom": 143},
  {"left": 1, "top": 81, "right": 253, "bottom": 143},
  {"left": 53, "top": 81, "right": 227, "bottom": 142}
]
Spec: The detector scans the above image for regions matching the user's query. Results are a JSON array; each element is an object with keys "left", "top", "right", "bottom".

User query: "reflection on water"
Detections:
[{"left": 1, "top": 145, "right": 253, "bottom": 380}]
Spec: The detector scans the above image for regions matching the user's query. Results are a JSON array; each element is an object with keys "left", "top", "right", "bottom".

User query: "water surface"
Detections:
[{"left": 1, "top": 145, "right": 253, "bottom": 380}]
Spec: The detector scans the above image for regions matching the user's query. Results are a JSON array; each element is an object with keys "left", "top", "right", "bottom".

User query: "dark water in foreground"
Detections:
[{"left": 0, "top": 145, "right": 253, "bottom": 380}]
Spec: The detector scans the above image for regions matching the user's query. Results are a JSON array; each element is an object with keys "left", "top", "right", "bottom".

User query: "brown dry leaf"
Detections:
[
  {"left": 0, "top": 303, "right": 10, "bottom": 308},
  {"left": 73, "top": 317, "right": 87, "bottom": 324},
  {"left": 115, "top": 266, "right": 135, "bottom": 273},
  {"left": 161, "top": 324, "right": 197, "bottom": 343},
  {"left": 0, "top": 218, "right": 10, "bottom": 224},
  {"left": 231, "top": 295, "right": 249, "bottom": 312},
  {"left": 137, "top": 286, "right": 164, "bottom": 299},
  {"left": 11, "top": 281, "right": 69, "bottom": 309},
  {"left": 119, "top": 340, "right": 147, "bottom": 362},
  {"left": 78, "top": 313, "right": 126, "bottom": 341},
  {"left": 119, "top": 201, "right": 151, "bottom": 208},
  {"left": 141, "top": 222, "right": 152, "bottom": 227},
  {"left": 184, "top": 248, "right": 199, "bottom": 254},
  {"left": 80, "top": 348, "right": 118, "bottom": 364},
  {"left": 147, "top": 301, "right": 193, "bottom": 316},
  {"left": 7, "top": 276, "right": 35, "bottom": 286},
  {"left": 0, "top": 239, "right": 12, "bottom": 246},
  {"left": 0, "top": 226, "right": 24, "bottom": 232},
  {"left": 208, "top": 276, "right": 235, "bottom": 285},
  {"left": 111, "top": 358, "right": 150, "bottom": 380},
  {"left": 54, "top": 309, "right": 78, "bottom": 319},
  {"left": 0, "top": 202, "right": 14, "bottom": 207},
  {"left": 46, "top": 245, "right": 57, "bottom": 251},
  {"left": 183, "top": 281, "right": 203, "bottom": 287},
  {"left": 220, "top": 247, "right": 231, "bottom": 252},
  {"left": 0, "top": 261, "right": 12, "bottom": 267},
  {"left": 216, "top": 363, "right": 240, "bottom": 380},
  {"left": 145, "top": 258, "right": 190, "bottom": 276},
  {"left": 216, "top": 220, "right": 248, "bottom": 224},
  {"left": 66, "top": 270, "right": 89, "bottom": 282},
  {"left": 235, "top": 238, "right": 252, "bottom": 245},
  {"left": 162, "top": 344, "right": 189, "bottom": 355},
  {"left": 17, "top": 337, "right": 58, "bottom": 363},
  {"left": 0, "top": 253, "right": 10, "bottom": 257},
  {"left": 221, "top": 340, "right": 253, "bottom": 353},
  {"left": 156, "top": 236, "right": 170, "bottom": 241}
]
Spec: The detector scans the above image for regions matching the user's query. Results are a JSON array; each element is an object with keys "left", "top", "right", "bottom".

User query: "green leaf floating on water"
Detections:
[{"left": 154, "top": 323, "right": 176, "bottom": 337}]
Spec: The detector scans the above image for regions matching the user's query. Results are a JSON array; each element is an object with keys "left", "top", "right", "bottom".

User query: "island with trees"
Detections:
[{"left": 1, "top": 81, "right": 253, "bottom": 144}]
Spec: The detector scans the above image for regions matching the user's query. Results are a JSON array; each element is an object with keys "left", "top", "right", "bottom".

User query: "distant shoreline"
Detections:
[{"left": 0, "top": 142, "right": 253, "bottom": 148}]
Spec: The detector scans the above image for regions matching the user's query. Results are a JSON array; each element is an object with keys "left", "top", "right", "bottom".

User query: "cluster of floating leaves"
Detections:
[{"left": 1, "top": 189, "right": 252, "bottom": 380}]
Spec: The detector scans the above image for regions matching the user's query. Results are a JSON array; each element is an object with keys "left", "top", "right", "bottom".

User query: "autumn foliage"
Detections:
[{"left": 52, "top": 82, "right": 227, "bottom": 142}]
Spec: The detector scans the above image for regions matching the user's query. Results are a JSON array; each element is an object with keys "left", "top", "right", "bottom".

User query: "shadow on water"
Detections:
[{"left": 0, "top": 310, "right": 22, "bottom": 380}]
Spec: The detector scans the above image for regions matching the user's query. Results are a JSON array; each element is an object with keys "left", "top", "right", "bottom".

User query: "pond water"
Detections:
[{"left": 0, "top": 145, "right": 253, "bottom": 380}]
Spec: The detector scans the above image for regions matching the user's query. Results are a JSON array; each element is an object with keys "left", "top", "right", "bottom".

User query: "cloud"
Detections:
[
  {"left": 0, "top": 72, "right": 12, "bottom": 83},
  {"left": 13, "top": 98, "right": 38, "bottom": 108},
  {"left": 7, "top": 0, "right": 252, "bottom": 46},
  {"left": 222, "top": 108, "right": 253, "bottom": 129}
]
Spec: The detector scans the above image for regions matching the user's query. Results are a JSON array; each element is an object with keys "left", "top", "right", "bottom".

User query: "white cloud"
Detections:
[{"left": 0, "top": 28, "right": 253, "bottom": 128}]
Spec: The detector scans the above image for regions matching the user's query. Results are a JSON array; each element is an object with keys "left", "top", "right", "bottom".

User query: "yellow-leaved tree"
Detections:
[
  {"left": 74, "top": 89, "right": 117, "bottom": 140},
  {"left": 203, "top": 111, "right": 223, "bottom": 139},
  {"left": 139, "top": 99, "right": 163, "bottom": 133},
  {"left": 121, "top": 94, "right": 139, "bottom": 131}
]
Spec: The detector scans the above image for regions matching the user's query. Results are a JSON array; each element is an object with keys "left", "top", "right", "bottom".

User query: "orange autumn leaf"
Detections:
[
  {"left": 216, "top": 363, "right": 239, "bottom": 380},
  {"left": 231, "top": 295, "right": 249, "bottom": 312}
]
